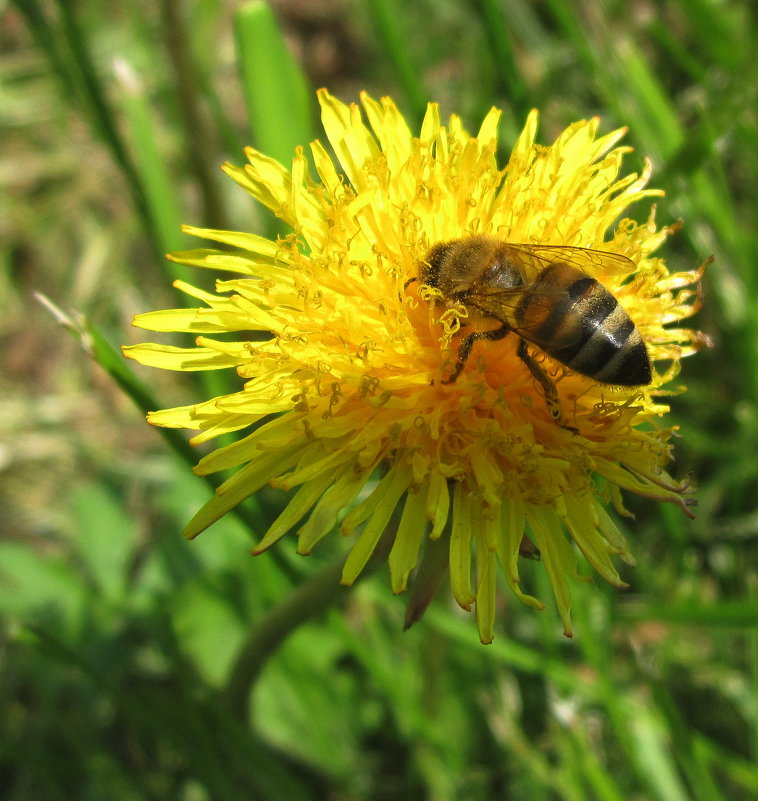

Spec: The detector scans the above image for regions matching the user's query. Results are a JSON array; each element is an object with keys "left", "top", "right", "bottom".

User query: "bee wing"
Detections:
[
  {"left": 506, "top": 243, "right": 635, "bottom": 278},
  {"left": 463, "top": 284, "right": 585, "bottom": 350},
  {"left": 461, "top": 284, "right": 529, "bottom": 321}
]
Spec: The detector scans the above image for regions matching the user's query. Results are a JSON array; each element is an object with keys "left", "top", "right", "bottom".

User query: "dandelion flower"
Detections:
[{"left": 124, "top": 90, "right": 706, "bottom": 642}]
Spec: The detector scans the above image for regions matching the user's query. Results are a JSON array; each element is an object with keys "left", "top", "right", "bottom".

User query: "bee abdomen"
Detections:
[
  {"left": 519, "top": 268, "right": 651, "bottom": 386},
  {"left": 554, "top": 300, "right": 651, "bottom": 386}
]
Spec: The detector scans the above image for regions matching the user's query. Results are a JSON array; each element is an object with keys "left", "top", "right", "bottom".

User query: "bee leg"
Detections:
[
  {"left": 517, "top": 339, "right": 577, "bottom": 432},
  {"left": 442, "top": 323, "right": 511, "bottom": 384}
]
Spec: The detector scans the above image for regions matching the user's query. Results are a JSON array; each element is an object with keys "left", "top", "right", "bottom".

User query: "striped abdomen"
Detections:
[{"left": 514, "top": 262, "right": 651, "bottom": 386}]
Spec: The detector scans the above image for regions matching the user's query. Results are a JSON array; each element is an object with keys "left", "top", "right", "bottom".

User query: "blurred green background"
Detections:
[{"left": 2, "top": 1, "right": 757, "bottom": 799}]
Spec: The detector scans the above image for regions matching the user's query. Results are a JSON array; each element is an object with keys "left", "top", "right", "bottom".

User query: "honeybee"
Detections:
[{"left": 415, "top": 235, "right": 651, "bottom": 423}]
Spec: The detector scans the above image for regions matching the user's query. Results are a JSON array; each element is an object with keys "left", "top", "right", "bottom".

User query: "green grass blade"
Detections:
[
  {"left": 233, "top": 1, "right": 313, "bottom": 166},
  {"left": 365, "top": 0, "right": 427, "bottom": 125},
  {"left": 159, "top": 0, "right": 227, "bottom": 231},
  {"left": 475, "top": 0, "right": 530, "bottom": 115},
  {"left": 112, "top": 60, "right": 188, "bottom": 260},
  {"left": 12, "top": 0, "right": 171, "bottom": 255}
]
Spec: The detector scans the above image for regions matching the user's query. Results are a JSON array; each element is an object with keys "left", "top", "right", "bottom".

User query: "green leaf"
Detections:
[
  {"left": 0, "top": 542, "right": 86, "bottom": 624},
  {"left": 71, "top": 484, "right": 135, "bottom": 604}
]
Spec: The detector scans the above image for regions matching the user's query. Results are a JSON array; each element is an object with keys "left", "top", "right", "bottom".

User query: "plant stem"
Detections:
[
  {"left": 224, "top": 554, "right": 351, "bottom": 721},
  {"left": 224, "top": 522, "right": 396, "bottom": 722}
]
